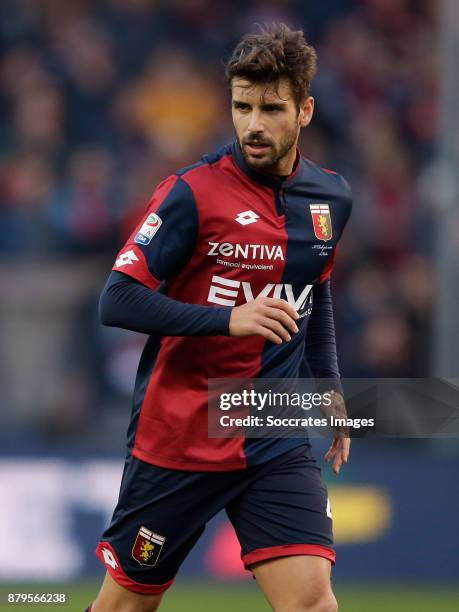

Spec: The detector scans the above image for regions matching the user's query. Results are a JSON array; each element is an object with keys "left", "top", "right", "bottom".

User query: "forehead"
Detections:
[{"left": 231, "top": 77, "right": 294, "bottom": 104}]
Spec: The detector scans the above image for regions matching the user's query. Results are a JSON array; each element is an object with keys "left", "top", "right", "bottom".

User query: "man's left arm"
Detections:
[{"left": 304, "top": 276, "right": 350, "bottom": 474}]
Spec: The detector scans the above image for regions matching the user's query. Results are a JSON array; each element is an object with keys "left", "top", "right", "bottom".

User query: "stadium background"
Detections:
[{"left": 0, "top": 0, "right": 458, "bottom": 610}]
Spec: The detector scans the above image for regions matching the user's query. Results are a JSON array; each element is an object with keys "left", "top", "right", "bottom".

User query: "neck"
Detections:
[{"left": 265, "top": 145, "right": 299, "bottom": 177}]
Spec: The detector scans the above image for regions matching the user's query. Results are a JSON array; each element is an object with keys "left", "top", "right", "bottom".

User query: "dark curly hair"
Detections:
[{"left": 225, "top": 23, "right": 317, "bottom": 110}]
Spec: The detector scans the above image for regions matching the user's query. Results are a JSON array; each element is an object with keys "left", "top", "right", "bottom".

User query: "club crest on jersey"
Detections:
[
  {"left": 135, "top": 213, "right": 162, "bottom": 245},
  {"left": 132, "top": 526, "right": 166, "bottom": 566},
  {"left": 310, "top": 204, "right": 332, "bottom": 241}
]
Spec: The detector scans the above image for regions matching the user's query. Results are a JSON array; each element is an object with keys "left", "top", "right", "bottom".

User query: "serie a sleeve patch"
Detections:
[{"left": 134, "top": 213, "right": 163, "bottom": 246}]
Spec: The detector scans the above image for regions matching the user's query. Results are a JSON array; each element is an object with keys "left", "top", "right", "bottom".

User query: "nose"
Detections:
[{"left": 247, "top": 109, "right": 264, "bottom": 134}]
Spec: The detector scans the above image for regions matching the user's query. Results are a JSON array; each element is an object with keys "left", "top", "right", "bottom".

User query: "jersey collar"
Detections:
[{"left": 232, "top": 140, "right": 303, "bottom": 189}]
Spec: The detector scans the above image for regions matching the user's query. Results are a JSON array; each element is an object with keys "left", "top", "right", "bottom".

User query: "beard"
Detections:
[{"left": 239, "top": 126, "right": 299, "bottom": 172}]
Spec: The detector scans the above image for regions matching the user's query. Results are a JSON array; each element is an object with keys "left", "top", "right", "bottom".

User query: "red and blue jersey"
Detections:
[{"left": 104, "top": 141, "right": 352, "bottom": 471}]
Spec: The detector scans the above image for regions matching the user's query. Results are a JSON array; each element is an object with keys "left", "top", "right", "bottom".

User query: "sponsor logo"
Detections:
[
  {"left": 115, "top": 250, "right": 139, "bottom": 267},
  {"left": 132, "top": 526, "right": 166, "bottom": 566},
  {"left": 326, "top": 498, "right": 333, "bottom": 519},
  {"left": 207, "top": 242, "right": 284, "bottom": 261},
  {"left": 135, "top": 213, "right": 162, "bottom": 245},
  {"left": 101, "top": 548, "right": 118, "bottom": 570},
  {"left": 310, "top": 204, "right": 332, "bottom": 241},
  {"left": 207, "top": 275, "right": 313, "bottom": 317},
  {"left": 235, "top": 210, "right": 259, "bottom": 225}
]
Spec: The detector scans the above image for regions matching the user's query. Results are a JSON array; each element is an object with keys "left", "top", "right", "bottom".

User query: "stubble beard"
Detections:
[{"left": 240, "top": 127, "right": 299, "bottom": 173}]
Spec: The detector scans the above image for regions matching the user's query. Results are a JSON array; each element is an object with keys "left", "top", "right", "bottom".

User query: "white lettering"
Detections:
[
  {"left": 265, "top": 245, "right": 276, "bottom": 260},
  {"left": 274, "top": 245, "right": 284, "bottom": 260},
  {"left": 241, "top": 282, "right": 275, "bottom": 302},
  {"left": 284, "top": 284, "right": 313, "bottom": 310},
  {"left": 208, "top": 242, "right": 219, "bottom": 256},
  {"left": 207, "top": 275, "right": 313, "bottom": 316},
  {"left": 207, "top": 242, "right": 285, "bottom": 261},
  {"left": 207, "top": 275, "right": 239, "bottom": 306},
  {"left": 234, "top": 244, "right": 248, "bottom": 259},
  {"left": 219, "top": 242, "right": 233, "bottom": 257}
]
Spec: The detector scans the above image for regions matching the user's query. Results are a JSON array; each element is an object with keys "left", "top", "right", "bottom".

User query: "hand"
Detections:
[
  {"left": 229, "top": 297, "right": 299, "bottom": 344},
  {"left": 324, "top": 436, "right": 350, "bottom": 475},
  {"left": 321, "top": 391, "right": 351, "bottom": 475}
]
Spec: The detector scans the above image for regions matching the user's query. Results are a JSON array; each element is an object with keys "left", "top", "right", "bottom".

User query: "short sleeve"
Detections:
[{"left": 113, "top": 176, "right": 198, "bottom": 290}]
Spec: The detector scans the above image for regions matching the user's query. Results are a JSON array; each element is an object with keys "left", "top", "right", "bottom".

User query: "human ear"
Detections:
[{"left": 299, "top": 97, "right": 314, "bottom": 128}]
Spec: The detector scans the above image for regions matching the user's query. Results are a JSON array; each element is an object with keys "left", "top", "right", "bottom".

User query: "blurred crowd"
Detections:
[{"left": 0, "top": 0, "right": 440, "bottom": 432}]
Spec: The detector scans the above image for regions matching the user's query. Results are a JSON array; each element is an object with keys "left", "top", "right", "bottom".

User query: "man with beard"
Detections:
[{"left": 89, "top": 23, "right": 352, "bottom": 612}]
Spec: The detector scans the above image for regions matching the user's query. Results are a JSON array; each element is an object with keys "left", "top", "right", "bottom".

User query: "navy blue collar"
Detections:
[{"left": 232, "top": 140, "right": 303, "bottom": 189}]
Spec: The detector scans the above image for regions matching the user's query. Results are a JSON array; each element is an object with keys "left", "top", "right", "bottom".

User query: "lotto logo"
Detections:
[
  {"left": 115, "top": 250, "right": 139, "bottom": 267},
  {"left": 101, "top": 548, "right": 118, "bottom": 570},
  {"left": 235, "top": 210, "right": 260, "bottom": 225}
]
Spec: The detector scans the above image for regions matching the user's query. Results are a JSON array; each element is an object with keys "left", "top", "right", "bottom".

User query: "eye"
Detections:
[{"left": 233, "top": 102, "right": 250, "bottom": 111}]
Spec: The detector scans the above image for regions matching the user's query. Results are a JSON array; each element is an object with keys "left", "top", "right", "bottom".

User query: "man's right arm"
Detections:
[
  {"left": 100, "top": 172, "right": 234, "bottom": 336},
  {"left": 100, "top": 271, "right": 300, "bottom": 341},
  {"left": 102, "top": 173, "right": 299, "bottom": 341},
  {"left": 99, "top": 271, "right": 232, "bottom": 336}
]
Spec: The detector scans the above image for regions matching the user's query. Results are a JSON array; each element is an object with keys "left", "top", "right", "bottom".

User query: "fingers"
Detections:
[
  {"left": 342, "top": 437, "right": 351, "bottom": 463},
  {"left": 262, "top": 298, "right": 299, "bottom": 321},
  {"left": 257, "top": 299, "right": 299, "bottom": 344},
  {"left": 258, "top": 317, "right": 293, "bottom": 343},
  {"left": 325, "top": 438, "right": 350, "bottom": 474},
  {"left": 324, "top": 438, "right": 339, "bottom": 463},
  {"left": 228, "top": 298, "right": 300, "bottom": 342},
  {"left": 333, "top": 452, "right": 344, "bottom": 475},
  {"left": 252, "top": 324, "right": 285, "bottom": 345},
  {"left": 264, "top": 306, "right": 299, "bottom": 334}
]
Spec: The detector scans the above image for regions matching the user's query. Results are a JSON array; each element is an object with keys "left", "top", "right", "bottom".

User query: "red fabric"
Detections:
[
  {"left": 112, "top": 243, "right": 161, "bottom": 290},
  {"left": 321, "top": 167, "right": 338, "bottom": 175},
  {"left": 111, "top": 175, "right": 178, "bottom": 288},
  {"left": 95, "top": 541, "right": 175, "bottom": 595},
  {"left": 242, "top": 543, "right": 336, "bottom": 569},
  {"left": 132, "top": 155, "right": 289, "bottom": 470}
]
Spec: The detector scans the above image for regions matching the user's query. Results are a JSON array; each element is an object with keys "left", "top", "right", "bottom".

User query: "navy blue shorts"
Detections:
[{"left": 96, "top": 444, "right": 334, "bottom": 595}]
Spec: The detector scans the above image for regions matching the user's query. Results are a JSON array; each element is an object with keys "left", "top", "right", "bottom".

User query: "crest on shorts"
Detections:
[
  {"left": 309, "top": 204, "right": 333, "bottom": 241},
  {"left": 132, "top": 526, "right": 166, "bottom": 566}
]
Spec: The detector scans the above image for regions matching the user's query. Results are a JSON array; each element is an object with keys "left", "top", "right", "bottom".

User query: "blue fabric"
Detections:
[
  {"left": 98, "top": 444, "right": 332, "bottom": 586},
  {"left": 136, "top": 177, "right": 200, "bottom": 282},
  {"left": 304, "top": 277, "right": 343, "bottom": 395},
  {"left": 99, "top": 271, "right": 231, "bottom": 336},
  {"left": 305, "top": 278, "right": 340, "bottom": 378}
]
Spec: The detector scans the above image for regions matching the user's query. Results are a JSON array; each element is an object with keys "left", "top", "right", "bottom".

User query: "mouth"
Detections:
[{"left": 244, "top": 142, "right": 272, "bottom": 156}]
